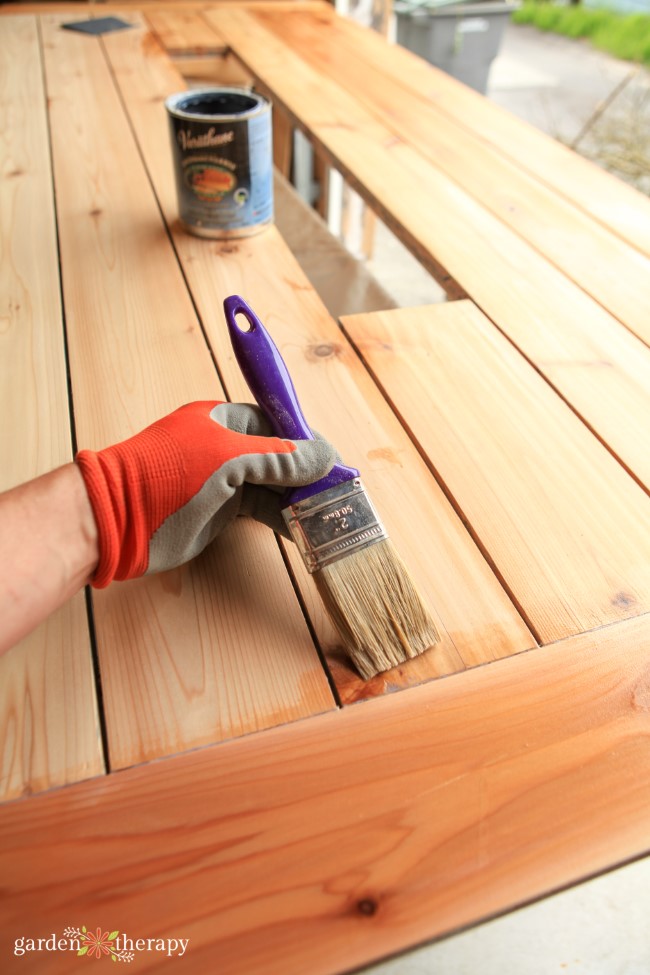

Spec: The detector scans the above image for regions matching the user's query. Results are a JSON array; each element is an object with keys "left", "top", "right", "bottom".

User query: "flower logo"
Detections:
[
  {"left": 81, "top": 928, "right": 115, "bottom": 959},
  {"left": 62, "top": 927, "right": 134, "bottom": 963}
]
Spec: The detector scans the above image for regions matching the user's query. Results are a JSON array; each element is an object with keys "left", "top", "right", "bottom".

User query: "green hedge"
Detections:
[{"left": 512, "top": 3, "right": 650, "bottom": 64}]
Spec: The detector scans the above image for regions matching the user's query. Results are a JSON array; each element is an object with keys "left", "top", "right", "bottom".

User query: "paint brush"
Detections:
[{"left": 224, "top": 295, "right": 439, "bottom": 679}]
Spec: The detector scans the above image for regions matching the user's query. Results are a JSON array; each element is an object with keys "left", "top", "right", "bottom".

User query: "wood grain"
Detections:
[
  {"left": 40, "top": 14, "right": 335, "bottom": 769},
  {"left": 145, "top": 7, "right": 227, "bottom": 54},
  {"left": 267, "top": 7, "right": 650, "bottom": 347},
  {"left": 343, "top": 302, "right": 650, "bottom": 642},
  {"left": 0, "top": 16, "right": 103, "bottom": 800},
  {"left": 211, "top": 5, "right": 650, "bottom": 488},
  {"left": 1, "top": 614, "right": 649, "bottom": 974},
  {"left": 102, "top": 16, "right": 536, "bottom": 694},
  {"left": 0, "top": 17, "right": 71, "bottom": 488}
]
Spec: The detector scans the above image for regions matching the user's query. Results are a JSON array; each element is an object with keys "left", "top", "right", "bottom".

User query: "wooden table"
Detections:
[{"left": 1, "top": 4, "right": 649, "bottom": 973}]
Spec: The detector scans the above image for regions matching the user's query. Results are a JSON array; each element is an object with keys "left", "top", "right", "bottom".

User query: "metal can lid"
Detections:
[{"left": 165, "top": 87, "right": 270, "bottom": 122}]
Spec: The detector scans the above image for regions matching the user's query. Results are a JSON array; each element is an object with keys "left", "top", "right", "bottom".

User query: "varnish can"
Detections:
[{"left": 165, "top": 87, "right": 273, "bottom": 238}]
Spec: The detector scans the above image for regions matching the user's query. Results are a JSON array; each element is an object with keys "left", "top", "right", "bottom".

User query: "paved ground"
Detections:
[
  {"left": 366, "top": 21, "right": 650, "bottom": 307},
  {"left": 490, "top": 22, "right": 650, "bottom": 194}
]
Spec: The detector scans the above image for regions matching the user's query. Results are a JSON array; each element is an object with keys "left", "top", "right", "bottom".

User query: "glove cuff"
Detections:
[
  {"left": 75, "top": 450, "right": 123, "bottom": 588},
  {"left": 76, "top": 425, "right": 186, "bottom": 587}
]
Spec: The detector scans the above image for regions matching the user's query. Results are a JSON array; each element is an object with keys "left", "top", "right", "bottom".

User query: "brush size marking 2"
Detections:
[{"left": 322, "top": 505, "right": 353, "bottom": 531}]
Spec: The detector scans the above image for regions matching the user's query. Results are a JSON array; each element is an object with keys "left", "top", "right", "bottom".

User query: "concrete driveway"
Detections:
[{"left": 489, "top": 22, "right": 650, "bottom": 194}]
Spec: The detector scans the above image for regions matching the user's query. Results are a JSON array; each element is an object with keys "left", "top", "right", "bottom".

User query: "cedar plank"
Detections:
[{"left": 0, "top": 16, "right": 103, "bottom": 800}]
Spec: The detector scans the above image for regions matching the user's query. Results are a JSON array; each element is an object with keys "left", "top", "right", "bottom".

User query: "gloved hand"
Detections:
[{"left": 76, "top": 401, "right": 335, "bottom": 588}]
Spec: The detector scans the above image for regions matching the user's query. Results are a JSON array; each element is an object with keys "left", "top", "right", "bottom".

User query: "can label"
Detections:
[{"left": 165, "top": 88, "right": 273, "bottom": 238}]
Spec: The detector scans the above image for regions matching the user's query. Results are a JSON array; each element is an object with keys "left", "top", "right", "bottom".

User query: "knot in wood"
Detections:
[
  {"left": 356, "top": 898, "right": 378, "bottom": 917},
  {"left": 611, "top": 591, "right": 636, "bottom": 610},
  {"left": 307, "top": 342, "right": 343, "bottom": 361}
]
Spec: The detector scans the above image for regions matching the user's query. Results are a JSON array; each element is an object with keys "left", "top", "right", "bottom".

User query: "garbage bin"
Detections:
[{"left": 394, "top": 1, "right": 518, "bottom": 94}]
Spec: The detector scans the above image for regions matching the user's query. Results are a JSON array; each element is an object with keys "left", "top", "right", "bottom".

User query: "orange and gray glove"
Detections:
[{"left": 76, "top": 401, "right": 336, "bottom": 588}]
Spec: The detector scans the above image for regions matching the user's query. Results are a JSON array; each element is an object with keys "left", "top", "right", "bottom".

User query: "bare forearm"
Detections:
[{"left": 0, "top": 464, "right": 99, "bottom": 656}]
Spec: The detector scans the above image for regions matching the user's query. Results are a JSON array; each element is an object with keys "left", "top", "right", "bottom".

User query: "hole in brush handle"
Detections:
[{"left": 224, "top": 294, "right": 314, "bottom": 441}]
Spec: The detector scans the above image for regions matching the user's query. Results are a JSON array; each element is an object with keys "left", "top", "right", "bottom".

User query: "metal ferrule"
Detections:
[{"left": 282, "top": 479, "right": 388, "bottom": 573}]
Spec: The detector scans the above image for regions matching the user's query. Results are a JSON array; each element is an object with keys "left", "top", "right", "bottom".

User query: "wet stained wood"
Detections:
[{"left": 0, "top": 615, "right": 649, "bottom": 974}]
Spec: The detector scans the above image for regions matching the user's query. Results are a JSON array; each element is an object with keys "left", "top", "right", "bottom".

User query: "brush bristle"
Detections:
[{"left": 313, "top": 539, "right": 439, "bottom": 680}]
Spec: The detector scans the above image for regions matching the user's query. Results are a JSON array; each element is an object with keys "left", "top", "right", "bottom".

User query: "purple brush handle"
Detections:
[{"left": 224, "top": 295, "right": 359, "bottom": 506}]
